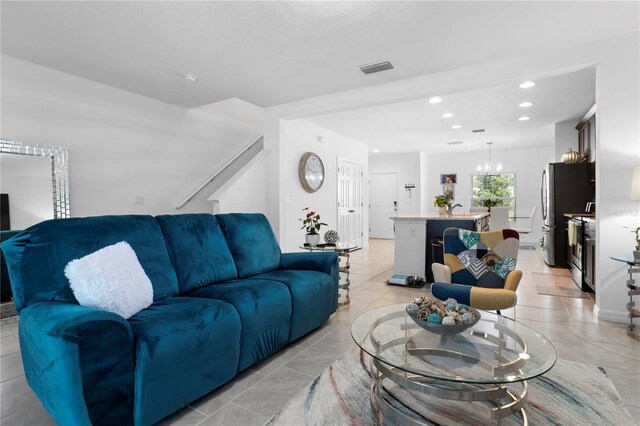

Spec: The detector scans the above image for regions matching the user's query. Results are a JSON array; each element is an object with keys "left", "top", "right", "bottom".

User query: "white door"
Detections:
[
  {"left": 337, "top": 159, "right": 363, "bottom": 247},
  {"left": 369, "top": 173, "right": 398, "bottom": 239}
]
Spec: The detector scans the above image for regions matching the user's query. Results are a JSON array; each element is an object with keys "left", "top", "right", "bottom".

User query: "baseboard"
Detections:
[{"left": 594, "top": 305, "right": 629, "bottom": 324}]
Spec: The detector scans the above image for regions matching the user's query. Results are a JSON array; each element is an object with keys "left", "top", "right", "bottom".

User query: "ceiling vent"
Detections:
[
  {"left": 358, "top": 60, "right": 394, "bottom": 75},
  {"left": 446, "top": 141, "right": 463, "bottom": 145},
  {"left": 471, "top": 129, "right": 486, "bottom": 133}
]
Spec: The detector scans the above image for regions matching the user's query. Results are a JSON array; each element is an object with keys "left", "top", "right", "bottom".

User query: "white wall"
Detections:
[
  {"left": 425, "top": 145, "right": 554, "bottom": 245},
  {"left": 281, "top": 119, "right": 368, "bottom": 252},
  {"left": 369, "top": 153, "right": 421, "bottom": 216},
  {"left": 1, "top": 55, "right": 264, "bottom": 217},
  {"left": 554, "top": 120, "right": 579, "bottom": 162},
  {"left": 212, "top": 152, "right": 269, "bottom": 215},
  {"left": 0, "top": 153, "right": 54, "bottom": 229}
]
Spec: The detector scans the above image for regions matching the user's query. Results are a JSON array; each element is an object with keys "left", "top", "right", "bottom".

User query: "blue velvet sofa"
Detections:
[{"left": 2, "top": 213, "right": 339, "bottom": 426}]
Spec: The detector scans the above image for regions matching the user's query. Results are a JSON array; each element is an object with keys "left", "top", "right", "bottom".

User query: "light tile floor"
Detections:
[{"left": 1, "top": 239, "right": 639, "bottom": 425}]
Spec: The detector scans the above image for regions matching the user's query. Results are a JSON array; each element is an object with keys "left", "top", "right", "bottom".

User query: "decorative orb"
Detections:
[
  {"left": 442, "top": 316, "right": 456, "bottom": 326},
  {"left": 444, "top": 298, "right": 458, "bottom": 306},
  {"left": 427, "top": 313, "right": 443, "bottom": 324},
  {"left": 406, "top": 303, "right": 420, "bottom": 316},
  {"left": 461, "top": 313, "right": 475, "bottom": 324},
  {"left": 446, "top": 304, "right": 457, "bottom": 311},
  {"left": 458, "top": 304, "right": 470, "bottom": 311},
  {"left": 324, "top": 230, "right": 340, "bottom": 244}
]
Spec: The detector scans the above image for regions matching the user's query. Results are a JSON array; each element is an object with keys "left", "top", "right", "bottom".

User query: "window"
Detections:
[{"left": 472, "top": 174, "right": 516, "bottom": 217}]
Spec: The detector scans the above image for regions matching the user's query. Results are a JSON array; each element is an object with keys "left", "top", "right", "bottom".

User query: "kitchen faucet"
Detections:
[{"left": 447, "top": 203, "right": 463, "bottom": 215}]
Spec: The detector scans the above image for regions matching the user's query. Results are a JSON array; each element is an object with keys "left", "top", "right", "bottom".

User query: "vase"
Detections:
[
  {"left": 305, "top": 234, "right": 320, "bottom": 246},
  {"left": 634, "top": 251, "right": 640, "bottom": 264},
  {"left": 438, "top": 206, "right": 447, "bottom": 216}
]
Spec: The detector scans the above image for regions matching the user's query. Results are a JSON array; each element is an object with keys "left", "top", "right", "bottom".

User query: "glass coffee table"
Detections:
[{"left": 351, "top": 304, "right": 557, "bottom": 424}]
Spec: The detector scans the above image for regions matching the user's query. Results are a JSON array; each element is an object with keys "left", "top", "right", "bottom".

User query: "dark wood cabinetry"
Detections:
[{"left": 576, "top": 105, "right": 596, "bottom": 163}]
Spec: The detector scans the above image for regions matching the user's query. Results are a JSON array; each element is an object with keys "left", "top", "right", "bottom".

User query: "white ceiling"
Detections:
[
  {"left": 307, "top": 67, "right": 596, "bottom": 154},
  {"left": 1, "top": 1, "right": 637, "bottom": 108}
]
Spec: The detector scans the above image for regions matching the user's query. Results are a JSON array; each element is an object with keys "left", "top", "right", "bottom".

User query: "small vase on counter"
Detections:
[{"left": 438, "top": 206, "right": 447, "bottom": 216}]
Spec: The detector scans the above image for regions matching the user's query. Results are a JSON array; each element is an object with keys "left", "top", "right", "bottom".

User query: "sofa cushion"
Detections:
[
  {"left": 128, "top": 297, "right": 241, "bottom": 426},
  {"left": 188, "top": 279, "right": 292, "bottom": 371},
  {"left": 156, "top": 214, "right": 238, "bottom": 293},
  {"left": 2, "top": 215, "right": 179, "bottom": 312},
  {"left": 248, "top": 270, "right": 334, "bottom": 342},
  {"left": 216, "top": 213, "right": 281, "bottom": 278}
]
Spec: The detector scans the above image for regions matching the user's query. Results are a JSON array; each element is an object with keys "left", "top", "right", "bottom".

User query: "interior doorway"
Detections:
[
  {"left": 337, "top": 158, "right": 363, "bottom": 247},
  {"left": 369, "top": 173, "right": 397, "bottom": 239}
]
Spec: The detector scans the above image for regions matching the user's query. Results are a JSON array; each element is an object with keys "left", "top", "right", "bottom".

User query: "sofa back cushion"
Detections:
[
  {"left": 216, "top": 213, "right": 281, "bottom": 278},
  {"left": 1, "top": 215, "right": 179, "bottom": 312},
  {"left": 156, "top": 214, "right": 238, "bottom": 293}
]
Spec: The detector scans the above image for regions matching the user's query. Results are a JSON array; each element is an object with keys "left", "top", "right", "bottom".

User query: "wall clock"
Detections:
[{"left": 298, "top": 152, "right": 325, "bottom": 193}]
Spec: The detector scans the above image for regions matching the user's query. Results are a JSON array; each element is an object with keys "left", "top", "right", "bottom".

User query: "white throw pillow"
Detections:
[{"left": 65, "top": 241, "right": 153, "bottom": 319}]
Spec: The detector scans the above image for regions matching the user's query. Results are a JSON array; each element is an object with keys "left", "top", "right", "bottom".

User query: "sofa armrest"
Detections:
[
  {"left": 280, "top": 252, "right": 340, "bottom": 311},
  {"left": 280, "top": 252, "right": 337, "bottom": 275},
  {"left": 431, "top": 263, "right": 452, "bottom": 284},
  {"left": 504, "top": 270, "right": 523, "bottom": 292},
  {"left": 19, "top": 302, "right": 135, "bottom": 426}
]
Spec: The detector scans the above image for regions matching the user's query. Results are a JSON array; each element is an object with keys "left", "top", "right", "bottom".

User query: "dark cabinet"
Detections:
[{"left": 576, "top": 106, "right": 596, "bottom": 163}]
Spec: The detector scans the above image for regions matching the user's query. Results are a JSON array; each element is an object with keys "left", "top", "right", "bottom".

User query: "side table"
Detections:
[
  {"left": 611, "top": 254, "right": 640, "bottom": 341},
  {"left": 299, "top": 243, "right": 359, "bottom": 306}
]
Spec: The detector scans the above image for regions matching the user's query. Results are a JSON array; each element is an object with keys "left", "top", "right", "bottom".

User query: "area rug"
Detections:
[
  {"left": 532, "top": 272, "right": 590, "bottom": 299},
  {"left": 267, "top": 348, "right": 634, "bottom": 425}
]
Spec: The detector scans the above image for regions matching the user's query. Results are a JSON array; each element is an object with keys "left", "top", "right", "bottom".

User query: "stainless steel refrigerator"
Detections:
[{"left": 541, "top": 163, "right": 594, "bottom": 267}]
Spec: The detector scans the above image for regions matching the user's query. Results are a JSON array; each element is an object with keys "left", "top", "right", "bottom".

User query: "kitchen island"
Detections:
[{"left": 391, "top": 213, "right": 490, "bottom": 283}]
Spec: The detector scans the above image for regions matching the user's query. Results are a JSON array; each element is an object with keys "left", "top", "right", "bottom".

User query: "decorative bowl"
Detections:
[{"left": 406, "top": 306, "right": 481, "bottom": 336}]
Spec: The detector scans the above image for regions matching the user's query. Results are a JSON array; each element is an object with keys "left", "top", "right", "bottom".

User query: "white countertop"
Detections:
[{"left": 391, "top": 213, "right": 489, "bottom": 221}]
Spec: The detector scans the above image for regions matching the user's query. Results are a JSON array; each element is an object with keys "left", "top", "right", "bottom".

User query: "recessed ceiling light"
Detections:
[
  {"left": 429, "top": 97, "right": 442, "bottom": 104},
  {"left": 372, "top": 149, "right": 380, "bottom": 153},
  {"left": 183, "top": 73, "right": 198, "bottom": 83},
  {"left": 452, "top": 124, "right": 462, "bottom": 129},
  {"left": 518, "top": 116, "right": 530, "bottom": 121},
  {"left": 519, "top": 101, "right": 533, "bottom": 108},
  {"left": 519, "top": 81, "right": 536, "bottom": 89},
  {"left": 442, "top": 113, "right": 454, "bottom": 118}
]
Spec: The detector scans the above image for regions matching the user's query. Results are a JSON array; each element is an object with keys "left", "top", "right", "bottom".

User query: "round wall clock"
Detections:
[{"left": 298, "top": 152, "right": 325, "bottom": 193}]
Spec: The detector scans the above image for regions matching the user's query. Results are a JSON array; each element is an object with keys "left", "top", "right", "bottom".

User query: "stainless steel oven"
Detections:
[{"left": 568, "top": 217, "right": 584, "bottom": 287}]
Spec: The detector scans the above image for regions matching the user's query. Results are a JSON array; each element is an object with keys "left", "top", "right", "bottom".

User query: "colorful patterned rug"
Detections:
[{"left": 268, "top": 348, "right": 634, "bottom": 425}]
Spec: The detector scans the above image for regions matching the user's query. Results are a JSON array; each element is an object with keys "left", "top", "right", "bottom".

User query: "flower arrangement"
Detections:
[
  {"left": 433, "top": 195, "right": 451, "bottom": 208},
  {"left": 299, "top": 207, "right": 327, "bottom": 235}
]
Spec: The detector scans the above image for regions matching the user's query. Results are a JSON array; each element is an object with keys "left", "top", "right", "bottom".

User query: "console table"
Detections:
[
  {"left": 611, "top": 254, "right": 640, "bottom": 341},
  {"left": 299, "top": 243, "right": 359, "bottom": 306}
]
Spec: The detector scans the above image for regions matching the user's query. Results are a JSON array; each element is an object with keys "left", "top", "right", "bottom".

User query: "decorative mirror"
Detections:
[{"left": 0, "top": 138, "right": 70, "bottom": 225}]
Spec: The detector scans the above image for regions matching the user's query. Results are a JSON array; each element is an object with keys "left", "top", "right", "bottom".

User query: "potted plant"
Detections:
[
  {"left": 481, "top": 198, "right": 500, "bottom": 212},
  {"left": 299, "top": 207, "right": 327, "bottom": 246},
  {"left": 433, "top": 195, "right": 451, "bottom": 216}
]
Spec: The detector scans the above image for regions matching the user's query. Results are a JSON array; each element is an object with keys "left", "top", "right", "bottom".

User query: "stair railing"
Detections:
[{"left": 175, "top": 133, "right": 263, "bottom": 209}]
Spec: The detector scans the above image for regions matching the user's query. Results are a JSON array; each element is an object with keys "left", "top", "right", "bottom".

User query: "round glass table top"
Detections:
[
  {"left": 351, "top": 304, "right": 557, "bottom": 384},
  {"left": 298, "top": 242, "right": 359, "bottom": 252},
  {"left": 611, "top": 254, "right": 640, "bottom": 265}
]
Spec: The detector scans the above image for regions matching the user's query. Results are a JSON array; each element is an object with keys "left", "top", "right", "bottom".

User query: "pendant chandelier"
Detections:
[{"left": 476, "top": 142, "right": 503, "bottom": 176}]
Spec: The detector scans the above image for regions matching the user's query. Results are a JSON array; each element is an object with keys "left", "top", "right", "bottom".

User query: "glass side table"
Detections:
[
  {"left": 299, "top": 242, "right": 360, "bottom": 306},
  {"left": 611, "top": 254, "right": 640, "bottom": 341}
]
